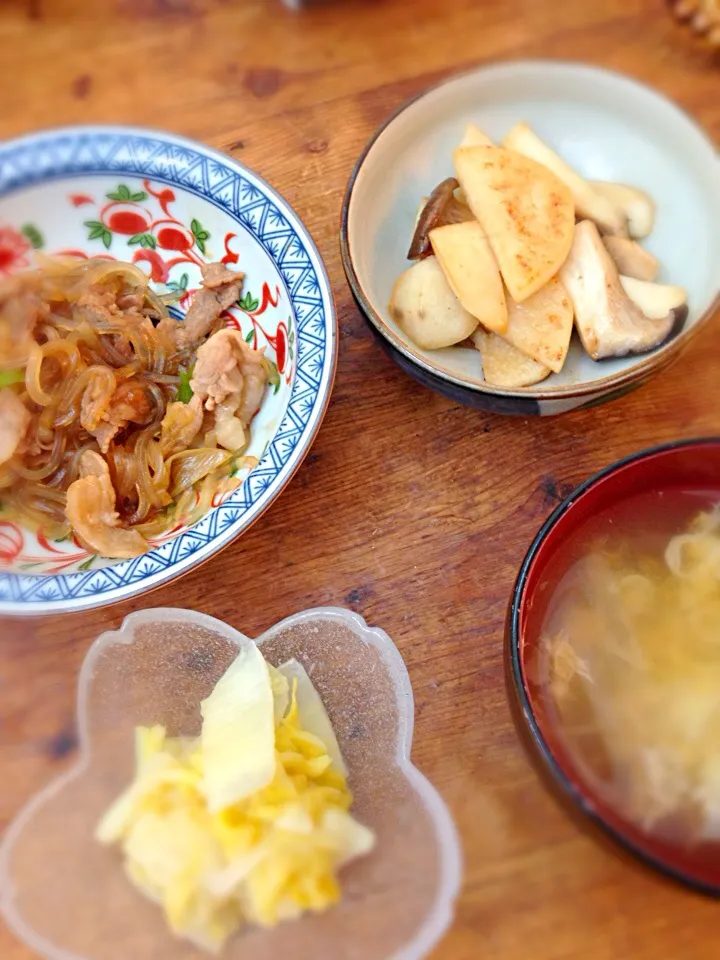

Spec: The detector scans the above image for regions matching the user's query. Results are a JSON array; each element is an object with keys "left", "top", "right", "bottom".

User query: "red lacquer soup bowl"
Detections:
[{"left": 506, "top": 437, "right": 720, "bottom": 896}]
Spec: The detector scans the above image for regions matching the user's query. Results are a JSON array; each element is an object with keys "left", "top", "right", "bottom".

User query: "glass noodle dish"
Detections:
[{"left": 0, "top": 256, "right": 275, "bottom": 559}]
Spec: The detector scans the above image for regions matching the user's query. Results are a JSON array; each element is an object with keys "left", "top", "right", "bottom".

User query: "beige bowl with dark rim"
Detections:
[{"left": 340, "top": 60, "right": 720, "bottom": 416}]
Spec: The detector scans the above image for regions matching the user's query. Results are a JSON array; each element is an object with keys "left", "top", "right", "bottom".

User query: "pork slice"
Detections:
[
  {"left": 178, "top": 263, "right": 244, "bottom": 346},
  {"left": 0, "top": 389, "right": 31, "bottom": 466}
]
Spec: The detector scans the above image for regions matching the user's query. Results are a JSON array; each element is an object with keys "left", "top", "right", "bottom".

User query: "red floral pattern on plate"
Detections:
[{"left": 0, "top": 226, "right": 31, "bottom": 276}]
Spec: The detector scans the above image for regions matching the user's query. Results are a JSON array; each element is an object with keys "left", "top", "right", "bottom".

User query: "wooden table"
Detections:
[{"left": 1, "top": 1, "right": 719, "bottom": 957}]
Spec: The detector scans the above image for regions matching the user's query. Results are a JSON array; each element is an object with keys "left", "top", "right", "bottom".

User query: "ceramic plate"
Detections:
[
  {"left": 341, "top": 61, "right": 720, "bottom": 415},
  {"left": 0, "top": 126, "right": 336, "bottom": 615}
]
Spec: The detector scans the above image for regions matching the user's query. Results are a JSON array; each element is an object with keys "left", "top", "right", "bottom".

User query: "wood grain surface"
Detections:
[{"left": 1, "top": 2, "right": 719, "bottom": 958}]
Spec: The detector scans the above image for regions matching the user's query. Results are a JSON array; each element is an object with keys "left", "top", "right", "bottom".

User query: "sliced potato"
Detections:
[
  {"left": 429, "top": 220, "right": 507, "bottom": 333},
  {"left": 619, "top": 275, "right": 687, "bottom": 320},
  {"left": 459, "top": 123, "right": 494, "bottom": 148},
  {"left": 590, "top": 181, "right": 655, "bottom": 239},
  {"left": 503, "top": 122, "right": 627, "bottom": 237},
  {"left": 388, "top": 255, "right": 479, "bottom": 349},
  {"left": 452, "top": 129, "right": 490, "bottom": 205},
  {"left": 502, "top": 276, "right": 574, "bottom": 374},
  {"left": 472, "top": 327, "right": 551, "bottom": 388},
  {"left": 453, "top": 145, "right": 575, "bottom": 303},
  {"left": 602, "top": 236, "right": 659, "bottom": 282}
]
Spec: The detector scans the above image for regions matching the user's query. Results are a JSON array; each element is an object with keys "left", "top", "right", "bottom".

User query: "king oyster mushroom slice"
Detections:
[
  {"left": 589, "top": 181, "right": 655, "bottom": 239},
  {"left": 602, "top": 236, "right": 659, "bottom": 282},
  {"left": 559, "top": 220, "right": 683, "bottom": 360},
  {"left": 619, "top": 275, "right": 688, "bottom": 321}
]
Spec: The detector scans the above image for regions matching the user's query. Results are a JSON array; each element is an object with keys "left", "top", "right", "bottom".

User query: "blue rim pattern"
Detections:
[{"left": 0, "top": 127, "right": 335, "bottom": 613}]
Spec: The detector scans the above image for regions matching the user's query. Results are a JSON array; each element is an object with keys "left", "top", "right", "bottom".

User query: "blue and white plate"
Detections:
[{"left": 0, "top": 126, "right": 337, "bottom": 615}]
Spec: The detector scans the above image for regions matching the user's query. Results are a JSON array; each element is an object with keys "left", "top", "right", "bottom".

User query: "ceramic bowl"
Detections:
[
  {"left": 341, "top": 60, "right": 720, "bottom": 416},
  {"left": 0, "top": 126, "right": 336, "bottom": 615},
  {"left": 0, "top": 607, "right": 462, "bottom": 960},
  {"left": 506, "top": 437, "right": 720, "bottom": 894}
]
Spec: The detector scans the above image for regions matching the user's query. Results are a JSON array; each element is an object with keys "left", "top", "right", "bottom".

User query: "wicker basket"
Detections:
[{"left": 669, "top": 0, "right": 720, "bottom": 49}]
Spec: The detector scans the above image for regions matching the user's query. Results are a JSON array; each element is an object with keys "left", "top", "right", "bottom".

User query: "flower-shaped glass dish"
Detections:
[{"left": 0, "top": 607, "right": 461, "bottom": 960}]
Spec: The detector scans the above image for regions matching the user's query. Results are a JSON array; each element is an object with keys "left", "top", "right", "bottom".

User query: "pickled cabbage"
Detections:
[{"left": 96, "top": 645, "right": 375, "bottom": 953}]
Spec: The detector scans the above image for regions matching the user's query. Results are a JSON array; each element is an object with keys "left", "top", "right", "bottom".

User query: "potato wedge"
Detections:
[
  {"left": 453, "top": 145, "right": 575, "bottom": 303},
  {"left": 503, "top": 122, "right": 628, "bottom": 237},
  {"left": 472, "top": 327, "right": 551, "bottom": 388},
  {"left": 501, "top": 276, "right": 574, "bottom": 374},
  {"left": 603, "top": 236, "right": 659, "bottom": 282},
  {"left": 459, "top": 123, "right": 494, "bottom": 148},
  {"left": 429, "top": 220, "right": 507, "bottom": 333},
  {"left": 590, "top": 181, "right": 655, "bottom": 239},
  {"left": 389, "top": 255, "right": 479, "bottom": 349}
]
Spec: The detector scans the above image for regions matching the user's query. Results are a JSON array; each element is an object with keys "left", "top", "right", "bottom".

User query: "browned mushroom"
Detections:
[{"left": 407, "top": 177, "right": 474, "bottom": 260}]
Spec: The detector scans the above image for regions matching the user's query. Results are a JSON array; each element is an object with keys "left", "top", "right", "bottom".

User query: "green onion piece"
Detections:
[
  {"left": 0, "top": 370, "right": 24, "bottom": 388},
  {"left": 177, "top": 366, "right": 194, "bottom": 404}
]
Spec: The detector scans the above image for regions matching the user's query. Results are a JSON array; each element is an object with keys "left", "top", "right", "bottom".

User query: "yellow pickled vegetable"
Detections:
[
  {"left": 96, "top": 644, "right": 375, "bottom": 954},
  {"left": 200, "top": 642, "right": 276, "bottom": 813}
]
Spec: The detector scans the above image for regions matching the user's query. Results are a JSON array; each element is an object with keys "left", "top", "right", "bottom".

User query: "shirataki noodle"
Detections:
[{"left": 0, "top": 256, "right": 271, "bottom": 559}]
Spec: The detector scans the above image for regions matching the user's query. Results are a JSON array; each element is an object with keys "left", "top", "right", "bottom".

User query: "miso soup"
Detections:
[{"left": 537, "top": 486, "right": 720, "bottom": 846}]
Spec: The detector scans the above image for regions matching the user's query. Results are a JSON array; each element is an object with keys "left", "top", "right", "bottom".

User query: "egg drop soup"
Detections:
[{"left": 529, "top": 485, "right": 720, "bottom": 851}]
